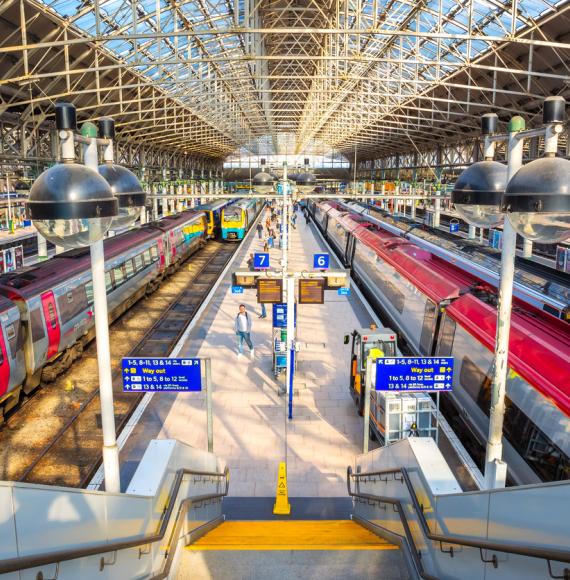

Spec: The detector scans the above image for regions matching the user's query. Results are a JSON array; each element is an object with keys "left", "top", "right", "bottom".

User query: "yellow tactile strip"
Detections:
[{"left": 187, "top": 521, "right": 398, "bottom": 551}]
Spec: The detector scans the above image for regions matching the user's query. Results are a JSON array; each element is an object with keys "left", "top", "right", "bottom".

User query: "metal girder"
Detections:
[{"left": 0, "top": 0, "right": 568, "bottom": 164}]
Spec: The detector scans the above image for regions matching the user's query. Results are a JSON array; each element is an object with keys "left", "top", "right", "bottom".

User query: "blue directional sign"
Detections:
[
  {"left": 122, "top": 358, "right": 202, "bottom": 392},
  {"left": 272, "top": 303, "right": 297, "bottom": 328},
  {"left": 254, "top": 252, "right": 270, "bottom": 269},
  {"left": 375, "top": 357, "right": 454, "bottom": 392},
  {"left": 338, "top": 287, "right": 351, "bottom": 296},
  {"left": 231, "top": 286, "right": 244, "bottom": 294},
  {"left": 449, "top": 221, "right": 459, "bottom": 233},
  {"left": 313, "top": 253, "right": 330, "bottom": 269}
]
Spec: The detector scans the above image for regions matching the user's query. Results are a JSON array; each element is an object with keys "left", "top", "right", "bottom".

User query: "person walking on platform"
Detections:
[
  {"left": 235, "top": 304, "right": 255, "bottom": 359},
  {"left": 256, "top": 222, "right": 263, "bottom": 239}
]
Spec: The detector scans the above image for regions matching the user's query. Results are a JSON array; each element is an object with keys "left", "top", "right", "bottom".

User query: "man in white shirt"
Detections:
[{"left": 234, "top": 304, "right": 255, "bottom": 359}]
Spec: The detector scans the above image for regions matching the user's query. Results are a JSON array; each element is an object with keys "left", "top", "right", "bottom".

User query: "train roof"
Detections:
[
  {"left": 0, "top": 294, "right": 18, "bottom": 314},
  {"left": 196, "top": 200, "right": 231, "bottom": 212},
  {"left": 446, "top": 294, "right": 570, "bottom": 417},
  {"left": 0, "top": 226, "right": 160, "bottom": 299},
  {"left": 148, "top": 210, "right": 204, "bottom": 231},
  {"left": 323, "top": 204, "right": 477, "bottom": 302}
]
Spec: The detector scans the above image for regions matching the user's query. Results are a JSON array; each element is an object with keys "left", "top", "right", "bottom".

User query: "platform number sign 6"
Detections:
[
  {"left": 313, "top": 253, "right": 330, "bottom": 270},
  {"left": 254, "top": 253, "right": 270, "bottom": 270}
]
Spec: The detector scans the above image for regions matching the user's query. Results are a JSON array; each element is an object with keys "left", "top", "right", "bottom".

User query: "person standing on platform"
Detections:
[
  {"left": 235, "top": 304, "right": 254, "bottom": 359},
  {"left": 256, "top": 222, "right": 263, "bottom": 239},
  {"left": 247, "top": 253, "right": 254, "bottom": 270}
]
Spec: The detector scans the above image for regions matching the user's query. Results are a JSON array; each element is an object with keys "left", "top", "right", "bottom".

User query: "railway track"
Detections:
[{"left": 0, "top": 240, "right": 236, "bottom": 487}]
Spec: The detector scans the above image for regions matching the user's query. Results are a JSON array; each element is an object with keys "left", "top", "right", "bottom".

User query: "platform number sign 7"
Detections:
[
  {"left": 313, "top": 253, "right": 330, "bottom": 270},
  {"left": 254, "top": 253, "right": 270, "bottom": 270}
]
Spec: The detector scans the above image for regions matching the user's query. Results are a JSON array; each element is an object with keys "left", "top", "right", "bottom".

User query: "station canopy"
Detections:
[{"left": 0, "top": 0, "right": 569, "bottom": 160}]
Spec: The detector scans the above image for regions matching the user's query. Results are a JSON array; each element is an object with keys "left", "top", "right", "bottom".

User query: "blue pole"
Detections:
[{"left": 288, "top": 346, "right": 295, "bottom": 420}]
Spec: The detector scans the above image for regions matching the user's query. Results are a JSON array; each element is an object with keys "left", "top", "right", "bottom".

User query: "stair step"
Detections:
[{"left": 188, "top": 520, "right": 398, "bottom": 551}]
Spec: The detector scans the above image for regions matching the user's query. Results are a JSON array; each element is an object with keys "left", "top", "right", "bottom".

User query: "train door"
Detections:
[
  {"left": 157, "top": 238, "right": 166, "bottom": 270},
  {"left": 345, "top": 234, "right": 357, "bottom": 268},
  {"left": 170, "top": 230, "right": 176, "bottom": 260},
  {"left": 0, "top": 327, "right": 10, "bottom": 397},
  {"left": 40, "top": 291, "right": 60, "bottom": 360}
]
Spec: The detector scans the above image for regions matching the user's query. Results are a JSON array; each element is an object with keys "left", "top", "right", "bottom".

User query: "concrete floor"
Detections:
[{"left": 149, "top": 208, "right": 372, "bottom": 498}]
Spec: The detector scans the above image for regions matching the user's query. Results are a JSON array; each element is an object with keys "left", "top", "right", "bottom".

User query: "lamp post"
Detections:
[
  {"left": 27, "top": 103, "right": 145, "bottom": 493},
  {"left": 452, "top": 98, "right": 569, "bottom": 488}
]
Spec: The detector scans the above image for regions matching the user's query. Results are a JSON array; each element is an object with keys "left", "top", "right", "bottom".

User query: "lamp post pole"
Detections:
[
  {"left": 82, "top": 122, "right": 121, "bottom": 493},
  {"left": 484, "top": 117, "right": 524, "bottom": 488}
]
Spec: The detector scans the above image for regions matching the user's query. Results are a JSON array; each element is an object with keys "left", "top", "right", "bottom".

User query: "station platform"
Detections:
[{"left": 119, "top": 208, "right": 373, "bottom": 498}]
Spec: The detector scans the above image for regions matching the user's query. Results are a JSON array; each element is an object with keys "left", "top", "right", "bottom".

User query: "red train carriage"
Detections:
[
  {"left": 309, "top": 200, "right": 570, "bottom": 485},
  {"left": 0, "top": 210, "right": 206, "bottom": 415}
]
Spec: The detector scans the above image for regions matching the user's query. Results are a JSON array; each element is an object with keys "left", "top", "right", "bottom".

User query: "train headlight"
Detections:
[
  {"left": 451, "top": 160, "right": 507, "bottom": 228},
  {"left": 98, "top": 163, "right": 146, "bottom": 229},
  {"left": 27, "top": 163, "right": 117, "bottom": 249},
  {"left": 252, "top": 172, "right": 275, "bottom": 194},
  {"left": 503, "top": 156, "right": 570, "bottom": 243},
  {"left": 294, "top": 172, "right": 318, "bottom": 194}
]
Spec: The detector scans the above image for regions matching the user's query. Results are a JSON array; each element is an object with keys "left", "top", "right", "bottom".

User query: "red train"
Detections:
[
  {"left": 309, "top": 200, "right": 570, "bottom": 485},
  {"left": 0, "top": 210, "right": 207, "bottom": 419}
]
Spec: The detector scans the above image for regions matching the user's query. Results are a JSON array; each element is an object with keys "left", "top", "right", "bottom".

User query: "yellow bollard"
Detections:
[{"left": 273, "top": 461, "right": 291, "bottom": 515}]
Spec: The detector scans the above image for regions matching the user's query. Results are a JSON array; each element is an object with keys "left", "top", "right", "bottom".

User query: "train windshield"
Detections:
[{"left": 224, "top": 208, "right": 242, "bottom": 222}]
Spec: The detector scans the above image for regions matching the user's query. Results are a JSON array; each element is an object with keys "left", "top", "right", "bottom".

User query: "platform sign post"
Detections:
[
  {"left": 205, "top": 358, "right": 214, "bottom": 453},
  {"left": 363, "top": 357, "right": 374, "bottom": 454},
  {"left": 122, "top": 357, "right": 214, "bottom": 453},
  {"left": 374, "top": 357, "right": 454, "bottom": 448}
]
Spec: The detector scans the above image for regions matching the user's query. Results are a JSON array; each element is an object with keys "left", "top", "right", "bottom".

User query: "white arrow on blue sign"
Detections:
[
  {"left": 375, "top": 357, "right": 454, "bottom": 392},
  {"left": 122, "top": 357, "right": 202, "bottom": 392},
  {"left": 313, "top": 253, "right": 330, "bottom": 269}
]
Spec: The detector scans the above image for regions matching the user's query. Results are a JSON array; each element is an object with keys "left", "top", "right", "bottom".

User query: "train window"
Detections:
[
  {"left": 113, "top": 266, "right": 125, "bottom": 286},
  {"left": 124, "top": 259, "right": 135, "bottom": 279},
  {"left": 30, "top": 308, "right": 45, "bottom": 342},
  {"left": 85, "top": 282, "right": 94, "bottom": 305},
  {"left": 419, "top": 300, "right": 437, "bottom": 355},
  {"left": 134, "top": 254, "right": 143, "bottom": 272},
  {"left": 57, "top": 286, "right": 89, "bottom": 324},
  {"left": 6, "top": 322, "right": 23, "bottom": 355},
  {"left": 143, "top": 249, "right": 151, "bottom": 265},
  {"left": 375, "top": 275, "right": 405, "bottom": 314},
  {"left": 437, "top": 316, "right": 456, "bottom": 356},
  {"left": 460, "top": 356, "right": 492, "bottom": 412},
  {"left": 47, "top": 303, "right": 57, "bottom": 329},
  {"left": 105, "top": 271, "right": 113, "bottom": 292},
  {"left": 503, "top": 403, "right": 570, "bottom": 481},
  {"left": 150, "top": 246, "right": 159, "bottom": 262}
]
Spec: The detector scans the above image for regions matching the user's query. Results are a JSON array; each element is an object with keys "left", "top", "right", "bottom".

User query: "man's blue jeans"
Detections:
[{"left": 236, "top": 331, "right": 253, "bottom": 354}]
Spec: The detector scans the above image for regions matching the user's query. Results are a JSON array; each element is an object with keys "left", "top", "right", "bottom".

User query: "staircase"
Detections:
[{"left": 178, "top": 518, "right": 407, "bottom": 579}]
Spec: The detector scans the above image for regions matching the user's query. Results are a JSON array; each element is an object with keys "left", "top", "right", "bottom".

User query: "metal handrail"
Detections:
[
  {"left": 348, "top": 466, "right": 570, "bottom": 575},
  {"left": 0, "top": 466, "right": 230, "bottom": 577}
]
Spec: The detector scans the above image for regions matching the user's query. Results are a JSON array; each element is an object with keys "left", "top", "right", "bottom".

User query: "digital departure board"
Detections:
[
  {"left": 257, "top": 278, "right": 283, "bottom": 303},
  {"left": 298, "top": 278, "right": 325, "bottom": 304}
]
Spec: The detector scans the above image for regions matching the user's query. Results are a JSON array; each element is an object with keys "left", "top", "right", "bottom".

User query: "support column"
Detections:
[
  {"left": 468, "top": 225, "right": 477, "bottom": 239},
  {"left": 523, "top": 239, "right": 533, "bottom": 258},
  {"left": 433, "top": 190, "right": 441, "bottom": 228},
  {"left": 37, "top": 232, "right": 48, "bottom": 260}
]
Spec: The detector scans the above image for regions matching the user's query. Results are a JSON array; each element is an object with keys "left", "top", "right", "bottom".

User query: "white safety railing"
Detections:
[
  {"left": 349, "top": 438, "right": 570, "bottom": 580},
  {"left": 0, "top": 440, "right": 228, "bottom": 579}
]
